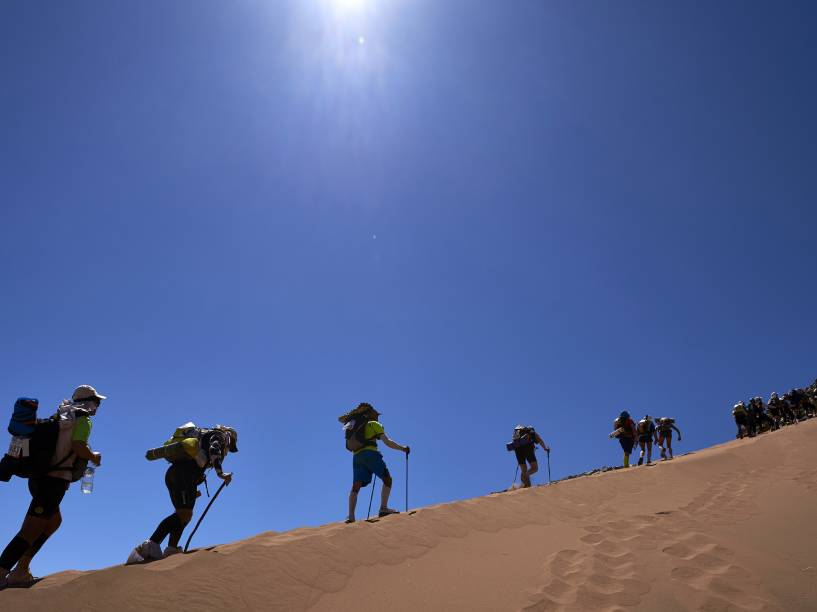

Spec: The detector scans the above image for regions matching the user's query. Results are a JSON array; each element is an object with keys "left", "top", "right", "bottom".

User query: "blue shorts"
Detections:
[{"left": 353, "top": 449, "right": 388, "bottom": 487}]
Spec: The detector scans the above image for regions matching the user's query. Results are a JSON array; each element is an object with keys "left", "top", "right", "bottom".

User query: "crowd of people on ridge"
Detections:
[{"left": 731, "top": 380, "right": 817, "bottom": 439}]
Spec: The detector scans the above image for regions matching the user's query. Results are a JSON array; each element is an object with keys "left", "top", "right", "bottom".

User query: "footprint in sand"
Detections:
[{"left": 523, "top": 546, "right": 650, "bottom": 611}]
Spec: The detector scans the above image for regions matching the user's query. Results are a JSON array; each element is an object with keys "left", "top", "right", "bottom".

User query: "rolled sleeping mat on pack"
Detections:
[
  {"left": 609, "top": 427, "right": 624, "bottom": 438},
  {"left": 506, "top": 436, "right": 533, "bottom": 451},
  {"left": 145, "top": 439, "right": 199, "bottom": 462}
]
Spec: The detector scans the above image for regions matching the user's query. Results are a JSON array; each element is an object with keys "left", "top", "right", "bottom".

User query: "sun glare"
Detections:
[{"left": 334, "top": 0, "right": 366, "bottom": 11}]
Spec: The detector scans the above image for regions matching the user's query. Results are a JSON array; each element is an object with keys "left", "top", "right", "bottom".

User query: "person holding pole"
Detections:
[
  {"left": 338, "top": 403, "right": 409, "bottom": 523},
  {"left": 506, "top": 425, "right": 550, "bottom": 488},
  {"left": 127, "top": 424, "right": 238, "bottom": 564}
]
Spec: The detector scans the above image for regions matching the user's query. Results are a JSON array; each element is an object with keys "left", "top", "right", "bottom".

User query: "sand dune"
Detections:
[{"left": 3, "top": 421, "right": 816, "bottom": 611}]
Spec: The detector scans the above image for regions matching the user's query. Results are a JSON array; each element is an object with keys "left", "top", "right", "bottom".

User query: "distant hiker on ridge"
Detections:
[
  {"left": 0, "top": 385, "right": 105, "bottom": 588},
  {"left": 339, "top": 403, "right": 409, "bottom": 523},
  {"left": 127, "top": 423, "right": 238, "bottom": 564},
  {"left": 506, "top": 425, "right": 550, "bottom": 487},
  {"left": 609, "top": 410, "right": 638, "bottom": 468},
  {"left": 635, "top": 415, "right": 658, "bottom": 466},
  {"left": 656, "top": 417, "right": 681, "bottom": 460}
]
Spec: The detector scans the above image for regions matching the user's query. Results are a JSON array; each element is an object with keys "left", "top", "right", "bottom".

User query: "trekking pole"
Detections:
[
  {"left": 405, "top": 451, "right": 409, "bottom": 512},
  {"left": 366, "top": 478, "right": 377, "bottom": 520},
  {"left": 184, "top": 480, "right": 227, "bottom": 553},
  {"left": 512, "top": 464, "right": 519, "bottom": 488},
  {"left": 547, "top": 451, "right": 552, "bottom": 484}
]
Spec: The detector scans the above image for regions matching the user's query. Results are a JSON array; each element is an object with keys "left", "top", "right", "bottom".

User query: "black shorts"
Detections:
[
  {"left": 619, "top": 437, "right": 635, "bottom": 454},
  {"left": 514, "top": 444, "right": 537, "bottom": 466},
  {"left": 27, "top": 476, "right": 69, "bottom": 519},
  {"left": 165, "top": 461, "right": 204, "bottom": 510}
]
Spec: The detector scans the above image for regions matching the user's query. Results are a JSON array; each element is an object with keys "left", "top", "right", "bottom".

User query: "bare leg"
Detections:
[
  {"left": 347, "top": 481, "right": 362, "bottom": 522},
  {"left": 520, "top": 464, "right": 531, "bottom": 487},
  {"left": 379, "top": 472, "right": 394, "bottom": 511}
]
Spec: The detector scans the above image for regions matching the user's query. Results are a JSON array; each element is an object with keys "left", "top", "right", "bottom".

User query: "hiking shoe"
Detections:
[
  {"left": 6, "top": 568, "right": 36, "bottom": 587},
  {"left": 163, "top": 546, "right": 182, "bottom": 558},
  {"left": 378, "top": 508, "right": 400, "bottom": 518},
  {"left": 345, "top": 517, "right": 356, "bottom": 524},
  {"left": 126, "top": 540, "right": 162, "bottom": 564}
]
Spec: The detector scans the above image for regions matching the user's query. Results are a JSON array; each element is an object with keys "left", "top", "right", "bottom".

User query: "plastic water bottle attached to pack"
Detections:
[{"left": 81, "top": 465, "right": 96, "bottom": 494}]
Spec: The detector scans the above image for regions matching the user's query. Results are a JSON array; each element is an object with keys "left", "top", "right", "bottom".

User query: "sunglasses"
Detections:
[{"left": 77, "top": 397, "right": 101, "bottom": 404}]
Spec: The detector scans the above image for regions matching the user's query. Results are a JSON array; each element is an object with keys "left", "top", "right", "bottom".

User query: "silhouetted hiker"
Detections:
[
  {"left": 0, "top": 385, "right": 105, "bottom": 589},
  {"left": 339, "top": 403, "right": 409, "bottom": 523},
  {"left": 766, "top": 393, "right": 783, "bottom": 430},
  {"left": 748, "top": 397, "right": 773, "bottom": 433},
  {"left": 656, "top": 417, "right": 681, "bottom": 460},
  {"left": 788, "top": 388, "right": 810, "bottom": 421},
  {"left": 635, "top": 415, "right": 658, "bottom": 465},
  {"left": 127, "top": 424, "right": 237, "bottom": 563},
  {"left": 609, "top": 411, "right": 638, "bottom": 468},
  {"left": 506, "top": 425, "right": 549, "bottom": 487},
  {"left": 732, "top": 401, "right": 750, "bottom": 438},
  {"left": 781, "top": 391, "right": 799, "bottom": 425}
]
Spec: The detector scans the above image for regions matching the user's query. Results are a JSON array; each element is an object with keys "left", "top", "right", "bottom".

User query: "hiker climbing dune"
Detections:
[
  {"left": 339, "top": 403, "right": 409, "bottom": 523},
  {"left": 506, "top": 424, "right": 550, "bottom": 487},
  {"left": 609, "top": 410, "right": 638, "bottom": 468},
  {"left": 0, "top": 385, "right": 106, "bottom": 589},
  {"left": 127, "top": 422, "right": 238, "bottom": 564}
]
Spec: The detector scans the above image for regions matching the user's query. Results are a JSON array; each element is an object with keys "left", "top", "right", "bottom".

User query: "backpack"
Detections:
[
  {"left": 1, "top": 399, "right": 87, "bottom": 482},
  {"left": 613, "top": 417, "right": 634, "bottom": 437},
  {"left": 343, "top": 415, "right": 372, "bottom": 453},
  {"left": 507, "top": 426, "right": 536, "bottom": 450},
  {"left": 637, "top": 419, "right": 653, "bottom": 435},
  {"left": 145, "top": 422, "right": 209, "bottom": 467}
]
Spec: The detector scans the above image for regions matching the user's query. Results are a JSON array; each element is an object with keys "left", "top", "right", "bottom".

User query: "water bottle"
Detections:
[{"left": 80, "top": 466, "right": 95, "bottom": 494}]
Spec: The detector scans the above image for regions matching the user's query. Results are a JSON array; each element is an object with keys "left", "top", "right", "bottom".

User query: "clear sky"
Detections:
[{"left": 1, "top": 1, "right": 816, "bottom": 577}]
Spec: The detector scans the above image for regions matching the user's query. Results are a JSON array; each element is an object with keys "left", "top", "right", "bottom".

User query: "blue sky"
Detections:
[{"left": 1, "top": 1, "right": 816, "bottom": 576}]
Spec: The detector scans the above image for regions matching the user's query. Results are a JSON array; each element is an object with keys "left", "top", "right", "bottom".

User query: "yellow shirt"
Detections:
[{"left": 353, "top": 421, "right": 385, "bottom": 455}]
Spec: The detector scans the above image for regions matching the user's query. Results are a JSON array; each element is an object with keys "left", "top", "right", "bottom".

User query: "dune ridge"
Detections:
[{"left": 3, "top": 421, "right": 817, "bottom": 611}]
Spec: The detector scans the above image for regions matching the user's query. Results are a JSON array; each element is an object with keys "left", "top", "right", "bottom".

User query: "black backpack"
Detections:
[
  {"left": 507, "top": 426, "right": 536, "bottom": 451},
  {"left": 1, "top": 401, "right": 88, "bottom": 483},
  {"left": 344, "top": 416, "right": 372, "bottom": 453}
]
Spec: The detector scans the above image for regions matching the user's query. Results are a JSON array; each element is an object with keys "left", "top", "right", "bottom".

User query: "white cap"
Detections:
[{"left": 72, "top": 385, "right": 107, "bottom": 401}]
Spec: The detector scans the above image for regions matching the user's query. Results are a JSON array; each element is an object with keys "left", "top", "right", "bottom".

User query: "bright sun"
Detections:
[{"left": 334, "top": 0, "right": 367, "bottom": 11}]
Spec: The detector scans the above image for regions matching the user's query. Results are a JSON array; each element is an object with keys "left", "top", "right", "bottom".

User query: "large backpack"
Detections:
[
  {"left": 613, "top": 417, "right": 633, "bottom": 438},
  {"left": 1, "top": 398, "right": 87, "bottom": 482},
  {"left": 343, "top": 415, "right": 372, "bottom": 453},
  {"left": 145, "top": 422, "right": 209, "bottom": 467},
  {"left": 506, "top": 425, "right": 536, "bottom": 451},
  {"left": 637, "top": 419, "right": 653, "bottom": 435}
]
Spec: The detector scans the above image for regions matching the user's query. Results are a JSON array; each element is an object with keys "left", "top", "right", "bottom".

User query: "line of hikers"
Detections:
[
  {"left": 3, "top": 392, "right": 551, "bottom": 586},
  {"left": 4, "top": 381, "right": 813, "bottom": 587},
  {"left": 731, "top": 382, "right": 817, "bottom": 439},
  {"left": 609, "top": 412, "right": 681, "bottom": 467}
]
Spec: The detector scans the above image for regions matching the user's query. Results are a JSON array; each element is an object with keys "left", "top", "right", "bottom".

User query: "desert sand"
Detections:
[{"left": 3, "top": 420, "right": 816, "bottom": 611}]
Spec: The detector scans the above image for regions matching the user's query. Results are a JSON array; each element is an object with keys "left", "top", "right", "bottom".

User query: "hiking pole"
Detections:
[
  {"left": 547, "top": 451, "right": 552, "bottom": 484},
  {"left": 366, "top": 478, "right": 377, "bottom": 520},
  {"left": 405, "top": 451, "right": 409, "bottom": 512},
  {"left": 184, "top": 480, "right": 227, "bottom": 553},
  {"left": 513, "top": 464, "right": 519, "bottom": 488}
]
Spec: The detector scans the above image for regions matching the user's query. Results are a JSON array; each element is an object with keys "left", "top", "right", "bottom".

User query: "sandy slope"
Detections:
[{"left": 3, "top": 420, "right": 817, "bottom": 612}]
